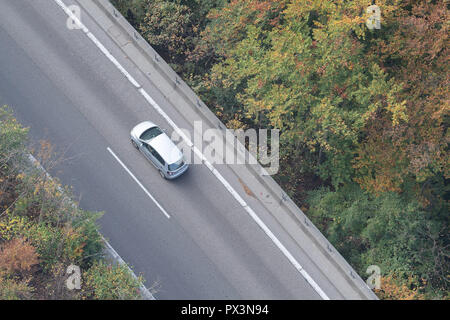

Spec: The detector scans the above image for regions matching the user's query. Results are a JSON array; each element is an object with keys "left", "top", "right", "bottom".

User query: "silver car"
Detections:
[{"left": 130, "top": 121, "right": 188, "bottom": 179}]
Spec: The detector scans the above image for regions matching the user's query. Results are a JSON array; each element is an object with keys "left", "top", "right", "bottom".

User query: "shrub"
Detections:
[
  {"left": 82, "top": 261, "right": 143, "bottom": 300},
  {"left": 0, "top": 238, "right": 39, "bottom": 275}
]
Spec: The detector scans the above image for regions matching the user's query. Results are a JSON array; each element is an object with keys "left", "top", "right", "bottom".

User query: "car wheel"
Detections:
[
  {"left": 159, "top": 170, "right": 166, "bottom": 179},
  {"left": 131, "top": 139, "right": 138, "bottom": 149}
]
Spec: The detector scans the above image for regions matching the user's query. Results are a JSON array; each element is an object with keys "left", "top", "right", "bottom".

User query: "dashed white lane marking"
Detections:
[
  {"left": 54, "top": 0, "right": 329, "bottom": 299},
  {"left": 107, "top": 147, "right": 171, "bottom": 219}
]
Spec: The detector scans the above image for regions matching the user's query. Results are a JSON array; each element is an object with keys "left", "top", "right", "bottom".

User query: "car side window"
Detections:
[
  {"left": 144, "top": 144, "right": 153, "bottom": 154},
  {"left": 152, "top": 151, "right": 165, "bottom": 166},
  {"left": 145, "top": 144, "right": 165, "bottom": 166}
]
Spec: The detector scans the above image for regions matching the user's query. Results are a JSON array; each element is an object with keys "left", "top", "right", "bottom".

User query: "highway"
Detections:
[{"left": 0, "top": 0, "right": 345, "bottom": 299}]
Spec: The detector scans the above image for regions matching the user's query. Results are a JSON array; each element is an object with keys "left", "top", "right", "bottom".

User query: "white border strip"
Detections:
[
  {"left": 54, "top": 0, "right": 329, "bottom": 299},
  {"left": 107, "top": 147, "right": 171, "bottom": 219}
]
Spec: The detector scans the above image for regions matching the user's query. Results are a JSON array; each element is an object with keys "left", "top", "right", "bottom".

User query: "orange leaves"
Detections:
[
  {"left": 250, "top": 0, "right": 286, "bottom": 24},
  {"left": 365, "top": 0, "right": 449, "bottom": 192},
  {"left": 353, "top": 135, "right": 406, "bottom": 195},
  {"left": 333, "top": 84, "right": 348, "bottom": 100},
  {"left": 0, "top": 238, "right": 39, "bottom": 275},
  {"left": 375, "top": 275, "right": 426, "bottom": 300},
  {"left": 257, "top": 78, "right": 265, "bottom": 88}
]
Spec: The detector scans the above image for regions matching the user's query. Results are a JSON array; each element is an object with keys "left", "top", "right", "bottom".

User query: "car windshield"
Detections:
[
  {"left": 140, "top": 126, "right": 163, "bottom": 141},
  {"left": 168, "top": 160, "right": 184, "bottom": 171}
]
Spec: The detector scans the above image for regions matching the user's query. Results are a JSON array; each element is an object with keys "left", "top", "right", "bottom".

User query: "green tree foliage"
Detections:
[
  {"left": 110, "top": 0, "right": 149, "bottom": 26},
  {"left": 112, "top": 0, "right": 224, "bottom": 76},
  {"left": 139, "top": 0, "right": 194, "bottom": 67},
  {"left": 307, "top": 184, "right": 448, "bottom": 297}
]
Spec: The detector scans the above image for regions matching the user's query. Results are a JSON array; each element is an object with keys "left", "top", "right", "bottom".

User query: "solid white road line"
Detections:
[
  {"left": 54, "top": 0, "right": 329, "bottom": 299},
  {"left": 107, "top": 147, "right": 171, "bottom": 219}
]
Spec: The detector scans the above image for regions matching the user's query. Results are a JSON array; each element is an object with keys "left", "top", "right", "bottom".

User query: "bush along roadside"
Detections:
[{"left": 0, "top": 105, "right": 144, "bottom": 300}]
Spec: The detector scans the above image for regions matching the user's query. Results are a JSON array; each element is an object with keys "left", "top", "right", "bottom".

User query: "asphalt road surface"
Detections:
[{"left": 0, "top": 0, "right": 343, "bottom": 299}]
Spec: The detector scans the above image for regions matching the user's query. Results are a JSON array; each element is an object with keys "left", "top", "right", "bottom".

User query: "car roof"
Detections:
[{"left": 148, "top": 132, "right": 183, "bottom": 165}]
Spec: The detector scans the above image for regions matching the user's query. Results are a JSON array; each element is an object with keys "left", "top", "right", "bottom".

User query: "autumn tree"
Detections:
[
  {"left": 203, "top": 0, "right": 406, "bottom": 189},
  {"left": 354, "top": 0, "right": 449, "bottom": 197}
]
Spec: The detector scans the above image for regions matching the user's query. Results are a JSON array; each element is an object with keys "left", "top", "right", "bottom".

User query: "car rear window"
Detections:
[
  {"left": 168, "top": 160, "right": 184, "bottom": 171},
  {"left": 140, "top": 127, "right": 163, "bottom": 140}
]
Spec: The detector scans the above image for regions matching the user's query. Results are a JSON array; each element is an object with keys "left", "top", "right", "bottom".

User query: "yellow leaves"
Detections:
[
  {"left": 0, "top": 216, "right": 29, "bottom": 241},
  {"left": 31, "top": 176, "right": 61, "bottom": 199},
  {"left": 387, "top": 100, "right": 408, "bottom": 126},
  {"left": 245, "top": 97, "right": 271, "bottom": 114},
  {"left": 16, "top": 173, "right": 25, "bottom": 181},
  {"left": 354, "top": 171, "right": 403, "bottom": 195},
  {"left": 62, "top": 226, "right": 86, "bottom": 261},
  {"left": 329, "top": 13, "right": 365, "bottom": 34},
  {"left": 284, "top": 0, "right": 402, "bottom": 41},
  {"left": 226, "top": 118, "right": 248, "bottom": 130},
  {"left": 353, "top": 133, "right": 408, "bottom": 195},
  {"left": 33, "top": 184, "right": 40, "bottom": 196}
]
